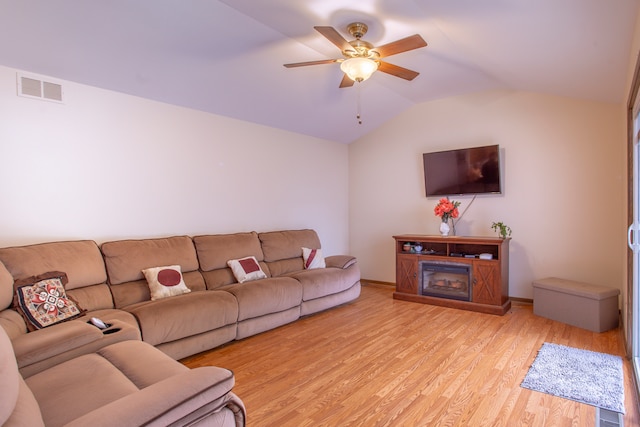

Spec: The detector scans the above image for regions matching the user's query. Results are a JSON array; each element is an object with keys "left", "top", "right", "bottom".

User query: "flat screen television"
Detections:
[{"left": 423, "top": 144, "right": 502, "bottom": 197}]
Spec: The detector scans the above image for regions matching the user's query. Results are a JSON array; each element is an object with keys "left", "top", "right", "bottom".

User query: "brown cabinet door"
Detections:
[
  {"left": 396, "top": 254, "right": 418, "bottom": 294},
  {"left": 472, "top": 261, "right": 500, "bottom": 305}
]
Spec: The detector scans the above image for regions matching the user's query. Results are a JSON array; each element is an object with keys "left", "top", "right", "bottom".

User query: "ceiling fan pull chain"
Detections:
[{"left": 356, "top": 82, "right": 362, "bottom": 125}]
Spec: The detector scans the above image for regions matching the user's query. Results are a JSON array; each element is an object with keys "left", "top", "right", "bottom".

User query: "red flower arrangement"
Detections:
[{"left": 434, "top": 198, "right": 461, "bottom": 223}]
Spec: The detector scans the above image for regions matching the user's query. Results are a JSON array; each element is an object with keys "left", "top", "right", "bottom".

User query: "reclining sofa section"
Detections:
[{"left": 0, "top": 229, "right": 361, "bottom": 365}]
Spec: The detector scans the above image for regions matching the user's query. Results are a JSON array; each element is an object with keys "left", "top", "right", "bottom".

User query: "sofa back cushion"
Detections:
[
  {"left": 0, "top": 262, "right": 14, "bottom": 311},
  {"left": 193, "top": 232, "right": 268, "bottom": 289},
  {"left": 0, "top": 241, "right": 112, "bottom": 312},
  {"left": 259, "top": 229, "right": 321, "bottom": 277},
  {"left": 101, "top": 236, "right": 205, "bottom": 308}
]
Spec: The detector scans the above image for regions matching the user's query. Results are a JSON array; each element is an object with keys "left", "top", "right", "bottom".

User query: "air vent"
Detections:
[
  {"left": 17, "top": 73, "right": 64, "bottom": 103},
  {"left": 596, "top": 407, "right": 623, "bottom": 427}
]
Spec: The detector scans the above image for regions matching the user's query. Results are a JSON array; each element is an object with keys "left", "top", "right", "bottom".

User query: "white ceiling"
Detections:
[{"left": 0, "top": 0, "right": 638, "bottom": 143}]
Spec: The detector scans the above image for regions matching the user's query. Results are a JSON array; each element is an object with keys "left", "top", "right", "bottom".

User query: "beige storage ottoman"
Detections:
[{"left": 532, "top": 277, "right": 619, "bottom": 332}]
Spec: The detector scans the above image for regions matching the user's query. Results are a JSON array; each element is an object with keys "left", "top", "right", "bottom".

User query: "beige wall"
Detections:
[
  {"left": 349, "top": 90, "right": 624, "bottom": 299},
  {"left": 0, "top": 62, "right": 630, "bottom": 301},
  {"left": 0, "top": 65, "right": 350, "bottom": 254}
]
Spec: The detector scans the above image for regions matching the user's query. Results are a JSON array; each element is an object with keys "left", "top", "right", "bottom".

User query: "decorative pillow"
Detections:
[
  {"left": 302, "top": 247, "right": 326, "bottom": 269},
  {"left": 142, "top": 265, "right": 191, "bottom": 301},
  {"left": 13, "top": 271, "right": 85, "bottom": 331},
  {"left": 227, "top": 256, "right": 267, "bottom": 283}
]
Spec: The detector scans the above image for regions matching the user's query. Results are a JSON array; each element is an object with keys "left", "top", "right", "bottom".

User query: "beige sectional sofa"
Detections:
[
  {"left": 0, "top": 325, "right": 246, "bottom": 427},
  {"left": 0, "top": 229, "right": 360, "bottom": 426}
]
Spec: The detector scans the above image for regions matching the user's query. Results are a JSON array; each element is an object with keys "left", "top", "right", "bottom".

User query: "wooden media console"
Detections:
[{"left": 393, "top": 235, "right": 511, "bottom": 315}]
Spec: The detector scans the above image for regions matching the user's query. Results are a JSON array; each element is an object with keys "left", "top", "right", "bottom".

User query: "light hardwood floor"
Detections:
[{"left": 181, "top": 283, "right": 640, "bottom": 426}]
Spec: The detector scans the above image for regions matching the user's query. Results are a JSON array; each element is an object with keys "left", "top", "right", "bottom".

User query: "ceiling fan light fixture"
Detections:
[{"left": 340, "top": 57, "right": 379, "bottom": 82}]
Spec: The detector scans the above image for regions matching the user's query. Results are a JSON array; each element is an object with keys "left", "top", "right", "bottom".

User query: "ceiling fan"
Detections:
[{"left": 284, "top": 22, "right": 427, "bottom": 88}]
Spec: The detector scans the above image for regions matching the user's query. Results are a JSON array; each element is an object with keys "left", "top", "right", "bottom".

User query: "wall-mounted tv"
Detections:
[{"left": 423, "top": 144, "right": 502, "bottom": 197}]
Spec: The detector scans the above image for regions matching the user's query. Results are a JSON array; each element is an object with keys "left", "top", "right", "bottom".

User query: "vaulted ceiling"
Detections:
[{"left": 0, "top": 1, "right": 638, "bottom": 143}]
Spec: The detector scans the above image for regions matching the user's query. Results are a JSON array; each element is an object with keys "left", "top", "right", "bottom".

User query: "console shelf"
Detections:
[{"left": 392, "top": 235, "right": 511, "bottom": 315}]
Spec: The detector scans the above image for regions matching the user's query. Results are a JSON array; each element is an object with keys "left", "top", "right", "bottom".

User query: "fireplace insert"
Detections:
[{"left": 419, "top": 261, "right": 471, "bottom": 301}]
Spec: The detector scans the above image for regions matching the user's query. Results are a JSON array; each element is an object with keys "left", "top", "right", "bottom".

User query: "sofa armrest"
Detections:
[
  {"left": 64, "top": 367, "right": 246, "bottom": 427},
  {"left": 13, "top": 319, "right": 142, "bottom": 378},
  {"left": 0, "top": 309, "right": 28, "bottom": 339},
  {"left": 12, "top": 320, "right": 103, "bottom": 368},
  {"left": 325, "top": 255, "right": 357, "bottom": 269}
]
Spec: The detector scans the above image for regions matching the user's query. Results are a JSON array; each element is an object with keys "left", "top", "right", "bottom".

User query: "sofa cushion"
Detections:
[
  {"left": 0, "top": 324, "right": 44, "bottom": 426},
  {"left": 13, "top": 272, "right": 84, "bottom": 331},
  {"left": 0, "top": 309, "right": 27, "bottom": 339},
  {"left": 227, "top": 257, "right": 267, "bottom": 283},
  {"left": 259, "top": 230, "right": 322, "bottom": 276},
  {"left": 142, "top": 265, "right": 191, "bottom": 301},
  {"left": 194, "top": 232, "right": 264, "bottom": 271},
  {"left": 289, "top": 264, "right": 361, "bottom": 301},
  {"left": 109, "top": 270, "right": 205, "bottom": 309},
  {"left": 0, "top": 240, "right": 107, "bottom": 291},
  {"left": 0, "top": 241, "right": 112, "bottom": 313},
  {"left": 24, "top": 339, "right": 195, "bottom": 427},
  {"left": 0, "top": 324, "right": 21, "bottom": 424},
  {"left": 0, "top": 261, "right": 14, "bottom": 310},
  {"left": 259, "top": 229, "right": 321, "bottom": 262},
  {"left": 266, "top": 257, "right": 305, "bottom": 278},
  {"left": 224, "top": 277, "right": 302, "bottom": 321},
  {"left": 302, "top": 247, "right": 326, "bottom": 269},
  {"left": 3, "top": 378, "right": 45, "bottom": 427},
  {"left": 25, "top": 353, "right": 139, "bottom": 427},
  {"left": 24, "top": 341, "right": 197, "bottom": 426},
  {"left": 200, "top": 268, "right": 238, "bottom": 290},
  {"left": 194, "top": 232, "right": 271, "bottom": 290},
  {"left": 126, "top": 290, "right": 238, "bottom": 346},
  {"left": 102, "top": 236, "right": 205, "bottom": 308},
  {"left": 101, "top": 236, "right": 200, "bottom": 286},
  {"left": 65, "top": 284, "right": 114, "bottom": 312},
  {"left": 96, "top": 340, "right": 189, "bottom": 388},
  {"left": 63, "top": 368, "right": 240, "bottom": 427}
]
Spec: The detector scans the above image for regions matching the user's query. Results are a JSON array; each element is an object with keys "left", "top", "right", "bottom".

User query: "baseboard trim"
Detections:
[
  {"left": 511, "top": 297, "right": 533, "bottom": 304},
  {"left": 361, "top": 278, "right": 395, "bottom": 287},
  {"left": 363, "top": 279, "right": 534, "bottom": 304}
]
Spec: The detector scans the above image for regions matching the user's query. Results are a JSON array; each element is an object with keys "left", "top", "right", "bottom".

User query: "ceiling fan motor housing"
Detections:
[
  {"left": 347, "top": 22, "right": 368, "bottom": 39},
  {"left": 344, "top": 23, "right": 378, "bottom": 59}
]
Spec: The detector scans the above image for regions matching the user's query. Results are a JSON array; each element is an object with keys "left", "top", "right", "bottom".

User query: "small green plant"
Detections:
[{"left": 491, "top": 221, "right": 512, "bottom": 238}]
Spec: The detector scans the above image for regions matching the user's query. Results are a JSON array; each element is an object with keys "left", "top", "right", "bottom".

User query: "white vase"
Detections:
[{"left": 439, "top": 221, "right": 450, "bottom": 236}]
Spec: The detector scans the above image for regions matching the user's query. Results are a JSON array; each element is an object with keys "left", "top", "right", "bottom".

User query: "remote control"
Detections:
[{"left": 90, "top": 317, "right": 108, "bottom": 329}]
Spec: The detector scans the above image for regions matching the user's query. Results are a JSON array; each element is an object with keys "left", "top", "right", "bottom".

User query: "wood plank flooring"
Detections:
[{"left": 181, "top": 283, "right": 640, "bottom": 426}]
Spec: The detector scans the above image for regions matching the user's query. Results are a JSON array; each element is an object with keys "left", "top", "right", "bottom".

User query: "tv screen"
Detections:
[{"left": 423, "top": 145, "right": 502, "bottom": 197}]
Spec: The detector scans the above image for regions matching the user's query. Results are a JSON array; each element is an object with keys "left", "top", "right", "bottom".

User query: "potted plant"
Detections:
[{"left": 491, "top": 221, "right": 512, "bottom": 239}]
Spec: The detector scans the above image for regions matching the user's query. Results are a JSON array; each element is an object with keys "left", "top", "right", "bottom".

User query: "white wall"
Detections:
[
  {"left": 0, "top": 63, "right": 627, "bottom": 300},
  {"left": 349, "top": 90, "right": 624, "bottom": 299},
  {"left": 0, "top": 66, "right": 350, "bottom": 254}
]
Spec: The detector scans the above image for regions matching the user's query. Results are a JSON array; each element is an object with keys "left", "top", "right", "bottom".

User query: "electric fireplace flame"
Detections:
[{"left": 420, "top": 261, "right": 471, "bottom": 301}]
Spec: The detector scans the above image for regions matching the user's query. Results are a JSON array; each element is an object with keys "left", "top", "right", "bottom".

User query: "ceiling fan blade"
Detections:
[
  {"left": 374, "top": 34, "right": 427, "bottom": 58},
  {"left": 378, "top": 61, "right": 420, "bottom": 81},
  {"left": 339, "top": 74, "right": 355, "bottom": 88},
  {"left": 283, "top": 59, "right": 339, "bottom": 68},
  {"left": 314, "top": 26, "right": 354, "bottom": 52}
]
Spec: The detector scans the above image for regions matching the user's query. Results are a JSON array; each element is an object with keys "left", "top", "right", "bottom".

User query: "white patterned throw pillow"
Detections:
[
  {"left": 227, "top": 256, "right": 267, "bottom": 283},
  {"left": 302, "top": 247, "right": 325, "bottom": 269},
  {"left": 142, "top": 265, "right": 191, "bottom": 301}
]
